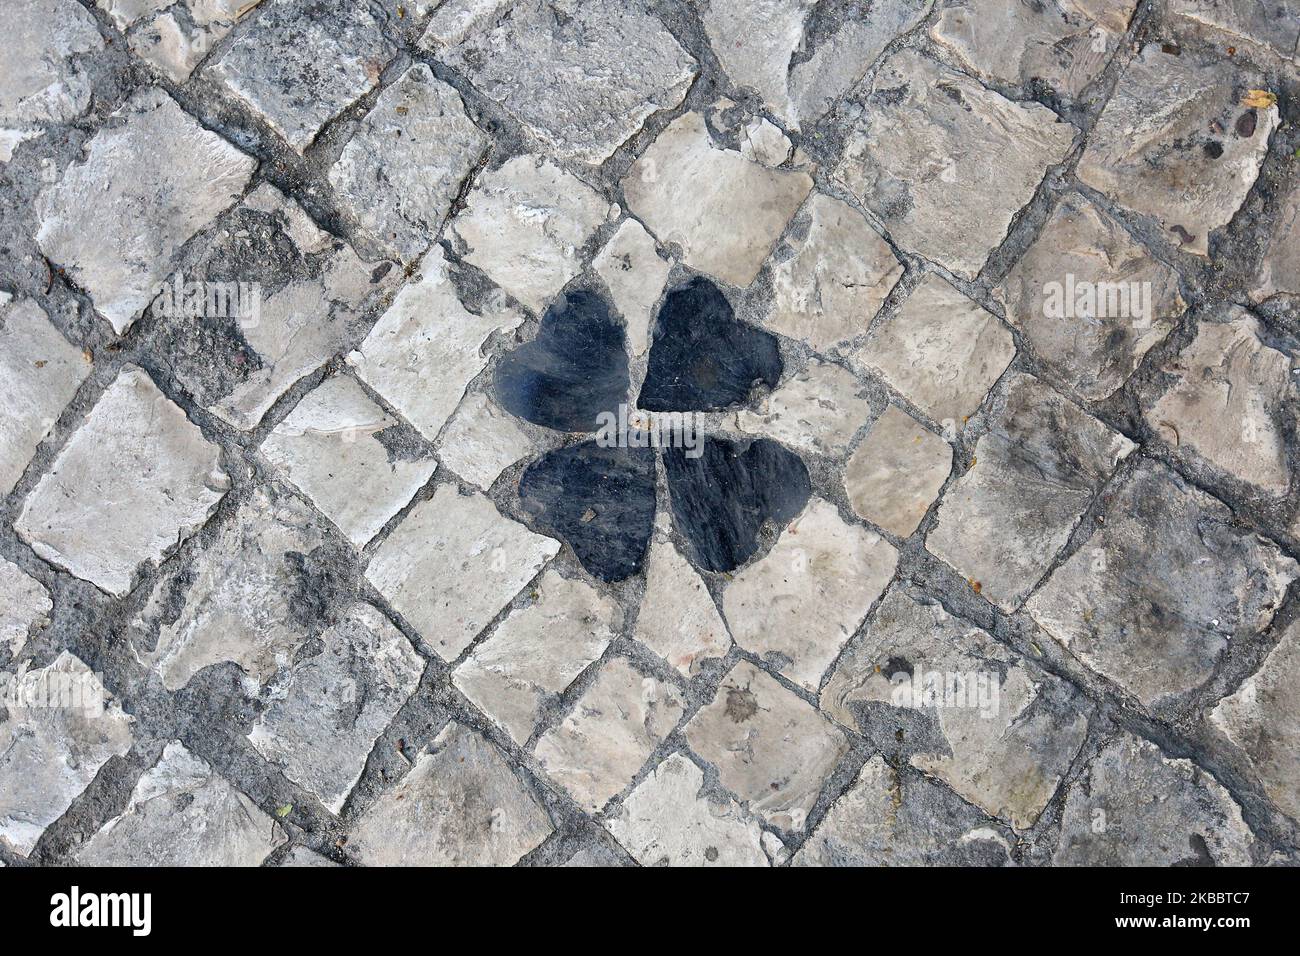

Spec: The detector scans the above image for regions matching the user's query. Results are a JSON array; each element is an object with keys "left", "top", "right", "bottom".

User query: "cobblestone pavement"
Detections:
[{"left": 2, "top": 0, "right": 1299, "bottom": 867}]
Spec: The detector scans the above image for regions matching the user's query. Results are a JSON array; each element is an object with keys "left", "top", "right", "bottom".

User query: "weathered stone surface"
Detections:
[
  {"left": 329, "top": 65, "right": 488, "bottom": 262},
  {"left": 738, "top": 117, "right": 792, "bottom": 167},
  {"left": 593, "top": 219, "right": 671, "bottom": 356},
  {"left": 844, "top": 406, "right": 952, "bottom": 537},
  {"left": 606, "top": 753, "right": 769, "bottom": 866},
  {"left": 0, "top": 298, "right": 90, "bottom": 496},
  {"left": 623, "top": 113, "right": 814, "bottom": 287},
  {"left": 348, "top": 247, "right": 524, "bottom": 440},
  {"left": 736, "top": 359, "right": 872, "bottom": 457},
  {"left": 767, "top": 192, "right": 902, "bottom": 354},
  {"left": 211, "top": 0, "right": 394, "bottom": 152},
  {"left": 701, "top": 0, "right": 816, "bottom": 120},
  {"left": 424, "top": 0, "right": 696, "bottom": 164},
  {"left": 109, "top": 0, "right": 263, "bottom": 84},
  {"left": 993, "top": 193, "right": 1186, "bottom": 401},
  {"left": 263, "top": 375, "right": 437, "bottom": 548},
  {"left": 35, "top": 88, "right": 255, "bottom": 334},
  {"left": 437, "top": 392, "right": 535, "bottom": 491},
  {"left": 724, "top": 498, "right": 898, "bottom": 691},
  {"left": 1146, "top": 311, "right": 1295, "bottom": 495},
  {"left": 927, "top": 374, "right": 1134, "bottom": 610},
  {"left": 1076, "top": 44, "right": 1278, "bottom": 255},
  {"left": 852, "top": 274, "right": 1016, "bottom": 428},
  {"left": 1166, "top": 0, "right": 1300, "bottom": 65},
  {"left": 0, "top": 559, "right": 50, "bottom": 658},
  {"left": 366, "top": 484, "right": 560, "bottom": 660},
  {"left": 346, "top": 721, "right": 553, "bottom": 866},
  {"left": 534, "top": 657, "right": 685, "bottom": 812},
  {"left": 685, "top": 660, "right": 848, "bottom": 829},
  {"left": 249, "top": 604, "right": 423, "bottom": 814},
  {"left": 449, "top": 156, "right": 608, "bottom": 313},
  {"left": 1212, "top": 619, "right": 1300, "bottom": 821},
  {"left": 1053, "top": 733, "right": 1253, "bottom": 865},
  {"left": 78, "top": 741, "right": 286, "bottom": 866},
  {"left": 1027, "top": 461, "right": 1298, "bottom": 705},
  {"left": 837, "top": 50, "right": 1074, "bottom": 279},
  {"left": 0, "top": 652, "right": 134, "bottom": 857},
  {"left": 16, "top": 366, "right": 229, "bottom": 598},
  {"left": 1252, "top": 181, "right": 1300, "bottom": 301},
  {"left": 453, "top": 570, "right": 618, "bottom": 744}
]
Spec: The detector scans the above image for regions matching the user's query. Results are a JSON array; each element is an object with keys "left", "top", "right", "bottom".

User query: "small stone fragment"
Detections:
[
  {"left": 736, "top": 359, "right": 874, "bottom": 457},
  {"left": 1252, "top": 181, "right": 1300, "bottom": 301},
  {"left": 0, "top": 559, "right": 50, "bottom": 658},
  {"left": 844, "top": 406, "right": 952, "bottom": 538},
  {"left": 437, "top": 392, "right": 535, "bottom": 491},
  {"left": 592, "top": 219, "right": 671, "bottom": 356},
  {"left": 738, "top": 117, "right": 792, "bottom": 167}
]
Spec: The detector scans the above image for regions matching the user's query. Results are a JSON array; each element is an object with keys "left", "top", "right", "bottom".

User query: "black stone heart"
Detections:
[
  {"left": 638, "top": 276, "right": 782, "bottom": 412},
  {"left": 493, "top": 288, "right": 629, "bottom": 432},
  {"left": 662, "top": 436, "right": 811, "bottom": 572}
]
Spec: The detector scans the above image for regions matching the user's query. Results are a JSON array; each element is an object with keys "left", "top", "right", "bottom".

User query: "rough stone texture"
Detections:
[
  {"left": 593, "top": 219, "right": 672, "bottom": 356},
  {"left": 1252, "top": 181, "right": 1300, "bottom": 301},
  {"left": 108, "top": 0, "right": 263, "bottom": 84},
  {"left": 736, "top": 359, "right": 874, "bottom": 457},
  {"left": 436, "top": 392, "right": 535, "bottom": 491},
  {"left": 844, "top": 406, "right": 952, "bottom": 537},
  {"left": 1165, "top": 0, "right": 1300, "bottom": 66},
  {"left": 0, "top": 559, "right": 51, "bottom": 658}
]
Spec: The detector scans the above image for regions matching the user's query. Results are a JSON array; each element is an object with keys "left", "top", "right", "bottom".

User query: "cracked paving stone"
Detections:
[
  {"left": 684, "top": 660, "right": 848, "bottom": 830},
  {"left": 836, "top": 50, "right": 1075, "bottom": 280},
  {"left": 992, "top": 193, "right": 1186, "bottom": 402},
  {"left": 0, "top": 652, "right": 135, "bottom": 857},
  {"left": 736, "top": 359, "right": 874, "bottom": 457},
  {"left": 1166, "top": 0, "right": 1300, "bottom": 66},
  {"left": 365, "top": 483, "right": 560, "bottom": 661},
  {"left": 421, "top": 0, "right": 697, "bottom": 165},
  {"left": 534, "top": 657, "right": 685, "bottom": 813},
  {"left": 844, "top": 406, "right": 953, "bottom": 538},
  {"left": 210, "top": 0, "right": 394, "bottom": 153},
  {"left": 103, "top": 0, "right": 264, "bottom": 84},
  {"left": 1145, "top": 309, "right": 1296, "bottom": 496},
  {"left": 622, "top": 113, "right": 814, "bottom": 288},
  {"left": 248, "top": 603, "right": 424, "bottom": 815},
  {"left": 1076, "top": 43, "right": 1278, "bottom": 256},
  {"left": 1053, "top": 732, "right": 1253, "bottom": 865},
  {"left": 723, "top": 498, "right": 899, "bottom": 692},
  {"left": 436, "top": 392, "right": 536, "bottom": 491},
  {"left": 0, "top": 297, "right": 91, "bottom": 497},
  {"left": 792, "top": 755, "right": 1014, "bottom": 866},
  {"left": 77, "top": 740, "right": 287, "bottom": 866},
  {"left": 345, "top": 721, "right": 553, "bottom": 866},
  {"left": 606, "top": 752, "right": 769, "bottom": 866},
  {"left": 738, "top": 117, "right": 793, "bottom": 168},
  {"left": 0, "top": 558, "right": 50, "bottom": 659},
  {"left": 592, "top": 219, "right": 672, "bottom": 357},
  {"left": 927, "top": 373, "right": 1135, "bottom": 611},
  {"left": 34, "top": 88, "right": 256, "bottom": 335},
  {"left": 262, "top": 375, "right": 438, "bottom": 548},
  {"left": 767, "top": 192, "right": 903, "bottom": 355},
  {"left": 453, "top": 570, "right": 619, "bottom": 745},
  {"left": 1252, "top": 180, "right": 1300, "bottom": 301},
  {"left": 821, "top": 588, "right": 1090, "bottom": 830},
  {"left": 348, "top": 246, "right": 524, "bottom": 441},
  {"left": 328, "top": 64, "right": 489, "bottom": 263},
  {"left": 851, "top": 273, "right": 1017, "bottom": 429},
  {"left": 1027, "top": 460, "right": 1298, "bottom": 705},
  {"left": 15, "top": 366, "right": 230, "bottom": 598}
]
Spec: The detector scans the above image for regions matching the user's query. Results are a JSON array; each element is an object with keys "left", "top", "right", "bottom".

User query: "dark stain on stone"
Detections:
[
  {"left": 724, "top": 686, "right": 759, "bottom": 723},
  {"left": 1235, "top": 110, "right": 1257, "bottom": 138}
]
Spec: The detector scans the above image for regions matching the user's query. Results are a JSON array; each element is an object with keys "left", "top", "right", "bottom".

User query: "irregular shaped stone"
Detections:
[
  {"left": 365, "top": 484, "right": 560, "bottom": 660},
  {"left": 1166, "top": 0, "right": 1300, "bottom": 65},
  {"left": 113, "top": 0, "right": 264, "bottom": 84},
  {"left": 767, "top": 192, "right": 902, "bottom": 354},
  {"left": 684, "top": 661, "right": 848, "bottom": 829},
  {"left": 927, "top": 374, "right": 1134, "bottom": 611},
  {"left": 347, "top": 722, "right": 553, "bottom": 866},
  {"left": 329, "top": 64, "right": 488, "bottom": 262},
  {"left": 210, "top": 0, "right": 394, "bottom": 152},
  {"left": 606, "top": 753, "right": 768, "bottom": 866},
  {"left": 852, "top": 274, "right": 1016, "bottom": 428},
  {"left": 248, "top": 604, "right": 424, "bottom": 814},
  {"left": 724, "top": 498, "right": 898, "bottom": 691},
  {"left": 262, "top": 375, "right": 437, "bottom": 548},
  {"left": 348, "top": 247, "right": 524, "bottom": 440},
  {"left": 736, "top": 359, "right": 873, "bottom": 456},
  {"left": 437, "top": 392, "right": 535, "bottom": 491},
  {"left": 1146, "top": 311, "right": 1295, "bottom": 495},
  {"left": 593, "top": 219, "right": 671, "bottom": 356},
  {"left": 1076, "top": 44, "right": 1278, "bottom": 255},
  {"left": 449, "top": 155, "right": 608, "bottom": 313},
  {"left": 844, "top": 406, "right": 952, "bottom": 537},
  {"left": 992, "top": 193, "right": 1185, "bottom": 401},
  {"left": 423, "top": 0, "right": 697, "bottom": 164},
  {"left": 836, "top": 50, "right": 1075, "bottom": 279},
  {"left": 15, "top": 366, "right": 229, "bottom": 598},
  {"left": 0, "top": 559, "right": 50, "bottom": 658},
  {"left": 1053, "top": 733, "right": 1253, "bottom": 865},
  {"left": 0, "top": 298, "right": 90, "bottom": 496},
  {"left": 3, "top": 0, "right": 102, "bottom": 155},
  {"left": 35, "top": 88, "right": 256, "bottom": 334},
  {"left": 702, "top": 0, "right": 816, "bottom": 119},
  {"left": 1027, "top": 461, "right": 1298, "bottom": 705},
  {"left": 623, "top": 113, "right": 814, "bottom": 287},
  {"left": 78, "top": 741, "right": 286, "bottom": 866},
  {"left": 738, "top": 117, "right": 792, "bottom": 167},
  {"left": 0, "top": 652, "right": 134, "bottom": 857},
  {"left": 1252, "top": 181, "right": 1300, "bottom": 300},
  {"left": 453, "top": 570, "right": 618, "bottom": 744},
  {"left": 534, "top": 658, "right": 685, "bottom": 812}
]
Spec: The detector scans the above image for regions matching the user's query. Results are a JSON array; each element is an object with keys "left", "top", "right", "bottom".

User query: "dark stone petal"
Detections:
[
  {"left": 663, "top": 436, "right": 811, "bottom": 573},
  {"left": 638, "top": 276, "right": 782, "bottom": 412},
  {"left": 493, "top": 288, "right": 629, "bottom": 432},
  {"left": 519, "top": 441, "right": 656, "bottom": 582}
]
